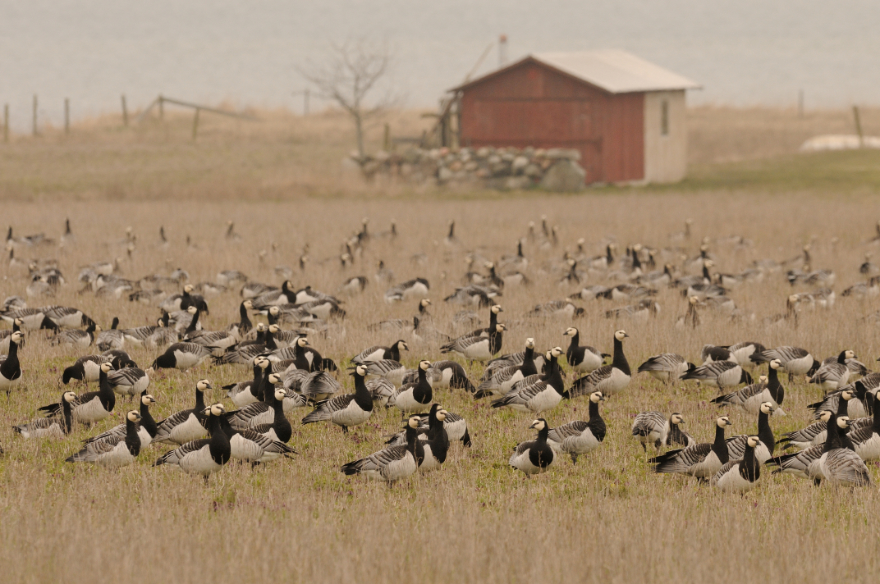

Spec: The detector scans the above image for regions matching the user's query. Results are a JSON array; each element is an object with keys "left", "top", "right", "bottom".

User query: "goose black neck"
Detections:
[
  {"left": 712, "top": 424, "right": 729, "bottom": 463},
  {"left": 767, "top": 366, "right": 784, "bottom": 403},
  {"left": 567, "top": 329, "right": 580, "bottom": 349},
  {"left": 835, "top": 396, "right": 850, "bottom": 417},
  {"left": 194, "top": 389, "right": 206, "bottom": 412},
  {"left": 702, "top": 264, "right": 710, "bottom": 280},
  {"left": 139, "top": 400, "right": 158, "bottom": 437},
  {"left": 757, "top": 411, "right": 775, "bottom": 453},
  {"left": 216, "top": 413, "right": 239, "bottom": 438},
  {"left": 208, "top": 415, "right": 231, "bottom": 464},
  {"left": 544, "top": 356, "right": 564, "bottom": 395},
  {"left": 387, "top": 343, "right": 401, "bottom": 362},
  {"left": 612, "top": 337, "right": 630, "bottom": 376},
  {"left": 872, "top": 393, "right": 880, "bottom": 431},
  {"left": 264, "top": 328, "right": 277, "bottom": 350},
  {"left": 488, "top": 310, "right": 498, "bottom": 329},
  {"left": 98, "top": 368, "right": 116, "bottom": 410},
  {"left": 521, "top": 346, "right": 537, "bottom": 376},
  {"left": 823, "top": 415, "right": 843, "bottom": 453},
  {"left": 61, "top": 399, "right": 73, "bottom": 434},
  {"left": 535, "top": 425, "right": 549, "bottom": 443},
  {"left": 741, "top": 444, "right": 760, "bottom": 482},
  {"left": 239, "top": 303, "right": 252, "bottom": 331},
  {"left": 588, "top": 399, "right": 602, "bottom": 422},
  {"left": 353, "top": 373, "right": 373, "bottom": 411},
  {"left": 125, "top": 417, "right": 142, "bottom": 456},
  {"left": 185, "top": 309, "right": 200, "bottom": 335},
  {"left": 837, "top": 351, "right": 847, "bottom": 364}
]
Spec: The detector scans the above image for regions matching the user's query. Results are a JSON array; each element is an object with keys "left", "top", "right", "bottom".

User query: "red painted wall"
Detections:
[{"left": 458, "top": 60, "right": 645, "bottom": 183}]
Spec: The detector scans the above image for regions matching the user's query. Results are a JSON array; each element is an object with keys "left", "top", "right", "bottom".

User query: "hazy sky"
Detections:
[{"left": 2, "top": 0, "right": 878, "bottom": 127}]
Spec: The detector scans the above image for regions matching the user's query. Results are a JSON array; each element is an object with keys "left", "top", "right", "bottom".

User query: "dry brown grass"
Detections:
[{"left": 2, "top": 192, "right": 880, "bottom": 583}]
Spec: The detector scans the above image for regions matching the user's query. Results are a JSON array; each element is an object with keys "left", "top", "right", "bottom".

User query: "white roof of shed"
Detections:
[{"left": 532, "top": 50, "right": 701, "bottom": 93}]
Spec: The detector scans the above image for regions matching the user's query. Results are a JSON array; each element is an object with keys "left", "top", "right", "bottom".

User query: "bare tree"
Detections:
[{"left": 298, "top": 40, "right": 396, "bottom": 162}]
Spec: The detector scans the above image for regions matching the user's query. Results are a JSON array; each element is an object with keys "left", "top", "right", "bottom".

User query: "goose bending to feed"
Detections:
[
  {"left": 84, "top": 392, "right": 158, "bottom": 448},
  {"left": 384, "top": 278, "right": 430, "bottom": 303},
  {"left": 351, "top": 340, "right": 408, "bottom": 365},
  {"left": 428, "top": 360, "right": 475, "bottom": 393},
  {"left": 750, "top": 346, "right": 818, "bottom": 382},
  {"left": 96, "top": 317, "right": 124, "bottom": 351},
  {"left": 66, "top": 411, "right": 143, "bottom": 469},
  {"left": 710, "top": 360, "right": 785, "bottom": 415},
  {"left": 547, "top": 391, "right": 606, "bottom": 463},
  {"left": 570, "top": 330, "right": 631, "bottom": 398},
  {"left": 13, "top": 391, "right": 76, "bottom": 439},
  {"left": 650, "top": 416, "right": 732, "bottom": 481},
  {"left": 151, "top": 342, "right": 212, "bottom": 371},
  {"left": 152, "top": 380, "right": 211, "bottom": 444},
  {"left": 681, "top": 361, "right": 752, "bottom": 391},
  {"left": 509, "top": 418, "right": 555, "bottom": 476},
  {"left": 632, "top": 412, "right": 694, "bottom": 452},
  {"left": 154, "top": 404, "right": 232, "bottom": 483},
  {"left": 301, "top": 364, "right": 374, "bottom": 432},
  {"left": 711, "top": 435, "right": 761, "bottom": 494},
  {"left": 637, "top": 354, "right": 695, "bottom": 384},
  {"left": 562, "top": 327, "right": 606, "bottom": 373},
  {"left": 38, "top": 362, "right": 116, "bottom": 426},
  {"left": 342, "top": 415, "right": 424, "bottom": 484},
  {"left": 440, "top": 323, "right": 506, "bottom": 362},
  {"left": 491, "top": 348, "right": 566, "bottom": 414}
]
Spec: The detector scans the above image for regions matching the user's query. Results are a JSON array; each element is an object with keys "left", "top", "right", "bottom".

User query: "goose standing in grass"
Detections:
[
  {"left": 570, "top": 330, "right": 631, "bottom": 398},
  {"left": 154, "top": 403, "right": 232, "bottom": 483},
  {"left": 384, "top": 278, "right": 430, "bottom": 303},
  {"left": 428, "top": 360, "right": 476, "bottom": 393},
  {"left": 849, "top": 391, "right": 880, "bottom": 461},
  {"left": 0, "top": 307, "right": 58, "bottom": 332},
  {"left": 106, "top": 366, "right": 151, "bottom": 401},
  {"left": 227, "top": 384, "right": 292, "bottom": 429},
  {"left": 547, "top": 391, "right": 606, "bottom": 463},
  {"left": 213, "top": 409, "right": 295, "bottom": 466},
  {"left": 39, "top": 362, "right": 116, "bottom": 426},
  {"left": 0, "top": 331, "right": 24, "bottom": 397},
  {"left": 767, "top": 411, "right": 835, "bottom": 478},
  {"left": 631, "top": 412, "right": 694, "bottom": 452},
  {"left": 96, "top": 317, "right": 124, "bottom": 351},
  {"left": 808, "top": 384, "right": 870, "bottom": 419},
  {"left": 650, "top": 416, "right": 732, "bottom": 481},
  {"left": 66, "top": 411, "right": 143, "bottom": 468},
  {"left": 440, "top": 323, "right": 506, "bottom": 362},
  {"left": 491, "top": 348, "right": 566, "bottom": 414},
  {"left": 342, "top": 415, "right": 424, "bottom": 484},
  {"left": 351, "top": 340, "right": 408, "bottom": 365},
  {"left": 808, "top": 415, "right": 870, "bottom": 487},
  {"left": 509, "top": 419, "right": 555, "bottom": 476},
  {"left": 151, "top": 342, "right": 212, "bottom": 371},
  {"left": 809, "top": 350, "right": 855, "bottom": 392},
  {"left": 13, "top": 391, "right": 76, "bottom": 439},
  {"left": 562, "top": 327, "right": 606, "bottom": 373},
  {"left": 385, "top": 408, "right": 472, "bottom": 448},
  {"left": 710, "top": 435, "right": 761, "bottom": 493},
  {"left": 51, "top": 320, "right": 100, "bottom": 348},
  {"left": 750, "top": 346, "right": 818, "bottom": 382},
  {"left": 475, "top": 338, "right": 539, "bottom": 398},
  {"left": 725, "top": 402, "right": 776, "bottom": 463},
  {"left": 637, "top": 353, "right": 695, "bottom": 384},
  {"left": 121, "top": 317, "right": 175, "bottom": 349},
  {"left": 301, "top": 364, "right": 373, "bottom": 432},
  {"left": 681, "top": 360, "right": 752, "bottom": 391},
  {"left": 419, "top": 404, "right": 450, "bottom": 472},
  {"left": 779, "top": 390, "right": 854, "bottom": 450},
  {"left": 388, "top": 360, "right": 433, "bottom": 415},
  {"left": 710, "top": 360, "right": 785, "bottom": 415},
  {"left": 85, "top": 392, "right": 158, "bottom": 448},
  {"left": 153, "top": 381, "right": 210, "bottom": 444},
  {"left": 224, "top": 356, "right": 269, "bottom": 407}
]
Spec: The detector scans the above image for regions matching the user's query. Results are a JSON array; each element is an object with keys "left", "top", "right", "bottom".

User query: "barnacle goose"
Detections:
[
  {"left": 121, "top": 317, "right": 175, "bottom": 349},
  {"left": 632, "top": 412, "right": 694, "bottom": 452},
  {"left": 107, "top": 366, "right": 151, "bottom": 400},
  {"left": 85, "top": 392, "right": 158, "bottom": 448},
  {"left": 385, "top": 409, "right": 472, "bottom": 448},
  {"left": 637, "top": 354, "right": 695, "bottom": 384},
  {"left": 0, "top": 318, "right": 24, "bottom": 353},
  {"left": 725, "top": 402, "right": 776, "bottom": 464},
  {"left": 570, "top": 330, "right": 631, "bottom": 398},
  {"left": 361, "top": 358, "right": 408, "bottom": 386},
  {"left": 710, "top": 435, "right": 761, "bottom": 493},
  {"left": 0, "top": 307, "right": 57, "bottom": 332},
  {"left": 440, "top": 323, "right": 506, "bottom": 362},
  {"left": 284, "top": 369, "right": 340, "bottom": 404},
  {"left": 151, "top": 342, "right": 212, "bottom": 371},
  {"left": 509, "top": 419, "right": 555, "bottom": 476},
  {"left": 710, "top": 360, "right": 785, "bottom": 415},
  {"left": 66, "top": 410, "right": 142, "bottom": 468},
  {"left": 384, "top": 278, "right": 430, "bottom": 303},
  {"left": 227, "top": 384, "right": 291, "bottom": 429},
  {"left": 768, "top": 411, "right": 835, "bottom": 478},
  {"left": 96, "top": 317, "right": 124, "bottom": 351},
  {"left": 475, "top": 337, "right": 539, "bottom": 399},
  {"left": 491, "top": 348, "right": 565, "bottom": 414},
  {"left": 809, "top": 383, "right": 870, "bottom": 420},
  {"left": 562, "top": 327, "right": 606, "bottom": 373},
  {"left": 0, "top": 331, "right": 24, "bottom": 397},
  {"left": 419, "top": 405, "right": 450, "bottom": 472},
  {"left": 352, "top": 340, "right": 408, "bottom": 365},
  {"left": 427, "top": 360, "right": 475, "bottom": 393},
  {"left": 342, "top": 415, "right": 424, "bottom": 483},
  {"left": 808, "top": 415, "right": 870, "bottom": 487},
  {"left": 848, "top": 391, "right": 880, "bottom": 461},
  {"left": 214, "top": 410, "right": 295, "bottom": 465},
  {"left": 529, "top": 300, "right": 584, "bottom": 319},
  {"left": 153, "top": 381, "right": 211, "bottom": 444},
  {"left": 42, "top": 306, "right": 92, "bottom": 329},
  {"left": 51, "top": 320, "right": 100, "bottom": 348},
  {"left": 809, "top": 350, "right": 855, "bottom": 391},
  {"left": 388, "top": 360, "right": 433, "bottom": 414},
  {"left": 779, "top": 390, "right": 854, "bottom": 450},
  {"left": 750, "top": 345, "right": 818, "bottom": 382},
  {"left": 301, "top": 364, "right": 373, "bottom": 432},
  {"left": 604, "top": 299, "right": 660, "bottom": 320},
  {"left": 13, "top": 391, "right": 76, "bottom": 439},
  {"left": 224, "top": 356, "right": 269, "bottom": 407},
  {"left": 547, "top": 391, "right": 606, "bottom": 462},
  {"left": 681, "top": 360, "right": 752, "bottom": 391},
  {"left": 40, "top": 362, "right": 116, "bottom": 425},
  {"left": 367, "top": 299, "right": 432, "bottom": 333},
  {"left": 154, "top": 403, "right": 232, "bottom": 482},
  {"left": 650, "top": 416, "right": 732, "bottom": 480}
]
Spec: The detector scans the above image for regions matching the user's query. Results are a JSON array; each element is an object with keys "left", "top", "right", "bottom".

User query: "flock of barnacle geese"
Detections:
[{"left": 2, "top": 217, "right": 880, "bottom": 492}]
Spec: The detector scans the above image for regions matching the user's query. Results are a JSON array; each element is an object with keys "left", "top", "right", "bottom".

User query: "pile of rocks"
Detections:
[{"left": 347, "top": 146, "right": 588, "bottom": 191}]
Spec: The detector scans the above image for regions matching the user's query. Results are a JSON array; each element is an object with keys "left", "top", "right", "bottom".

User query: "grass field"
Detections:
[{"left": 2, "top": 108, "right": 880, "bottom": 583}]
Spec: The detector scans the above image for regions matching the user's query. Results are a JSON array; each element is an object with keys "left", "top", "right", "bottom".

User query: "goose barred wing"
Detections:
[
  {"left": 638, "top": 354, "right": 684, "bottom": 373},
  {"left": 632, "top": 412, "right": 666, "bottom": 435},
  {"left": 570, "top": 366, "right": 611, "bottom": 398},
  {"left": 153, "top": 410, "right": 196, "bottom": 440},
  {"left": 848, "top": 424, "right": 876, "bottom": 445},
  {"left": 709, "top": 461, "right": 739, "bottom": 485},
  {"left": 684, "top": 361, "right": 736, "bottom": 380},
  {"left": 352, "top": 346, "right": 383, "bottom": 364},
  {"left": 823, "top": 449, "right": 871, "bottom": 485},
  {"left": 344, "top": 445, "right": 409, "bottom": 473},
  {"left": 514, "top": 439, "right": 537, "bottom": 456},
  {"left": 441, "top": 333, "right": 481, "bottom": 354},
  {"left": 364, "top": 360, "right": 403, "bottom": 376},
  {"left": 768, "top": 445, "right": 822, "bottom": 475},
  {"left": 780, "top": 420, "right": 827, "bottom": 447},
  {"left": 155, "top": 439, "right": 211, "bottom": 465},
  {"left": 493, "top": 380, "right": 549, "bottom": 407},
  {"left": 548, "top": 421, "right": 589, "bottom": 442},
  {"left": 74, "top": 435, "right": 125, "bottom": 460},
  {"left": 283, "top": 368, "right": 310, "bottom": 391},
  {"left": 238, "top": 428, "right": 296, "bottom": 454},
  {"left": 107, "top": 368, "right": 145, "bottom": 385},
  {"left": 227, "top": 402, "right": 270, "bottom": 429},
  {"left": 84, "top": 423, "right": 126, "bottom": 444},
  {"left": 302, "top": 371, "right": 340, "bottom": 398},
  {"left": 714, "top": 381, "right": 767, "bottom": 405},
  {"left": 366, "top": 378, "right": 395, "bottom": 401},
  {"left": 725, "top": 435, "right": 748, "bottom": 460},
  {"left": 753, "top": 346, "right": 809, "bottom": 364},
  {"left": 652, "top": 443, "right": 712, "bottom": 472}
]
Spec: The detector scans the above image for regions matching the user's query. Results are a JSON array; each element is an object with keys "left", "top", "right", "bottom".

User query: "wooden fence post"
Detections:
[
  {"left": 32, "top": 95, "right": 38, "bottom": 136},
  {"left": 192, "top": 108, "right": 200, "bottom": 140},
  {"left": 121, "top": 95, "right": 129, "bottom": 126},
  {"left": 64, "top": 98, "right": 70, "bottom": 134}
]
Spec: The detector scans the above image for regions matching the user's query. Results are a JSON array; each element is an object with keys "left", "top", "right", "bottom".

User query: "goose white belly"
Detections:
[
  {"left": 178, "top": 445, "right": 222, "bottom": 475},
  {"left": 499, "top": 371, "right": 525, "bottom": 394},
  {"left": 308, "top": 303, "right": 334, "bottom": 319},
  {"left": 231, "top": 389, "right": 259, "bottom": 407},
  {"left": 785, "top": 355, "right": 814, "bottom": 375},
  {"left": 74, "top": 397, "right": 112, "bottom": 424},
  {"left": 595, "top": 368, "right": 631, "bottom": 396},
  {"left": 230, "top": 434, "right": 266, "bottom": 463},
  {"left": 137, "top": 427, "right": 153, "bottom": 448},
  {"left": 443, "top": 419, "right": 467, "bottom": 442},
  {"left": 366, "top": 452, "right": 416, "bottom": 481},
  {"left": 575, "top": 351, "right": 605, "bottom": 372},
  {"left": 458, "top": 339, "right": 492, "bottom": 360},
  {"left": 419, "top": 445, "right": 442, "bottom": 472},
  {"left": 173, "top": 350, "right": 204, "bottom": 370},
  {"left": 525, "top": 386, "right": 564, "bottom": 414},
  {"left": 332, "top": 401, "right": 372, "bottom": 427},
  {"left": 509, "top": 450, "right": 552, "bottom": 474},
  {"left": 19, "top": 313, "right": 48, "bottom": 330},
  {"left": 392, "top": 389, "right": 430, "bottom": 413},
  {"left": 754, "top": 443, "right": 772, "bottom": 464},
  {"left": 690, "top": 451, "right": 723, "bottom": 478},
  {"left": 715, "top": 367, "right": 744, "bottom": 389},
  {"left": 402, "top": 283, "right": 429, "bottom": 299},
  {"left": 166, "top": 414, "right": 207, "bottom": 444},
  {"left": 714, "top": 465, "right": 756, "bottom": 493},
  {"left": 97, "top": 443, "right": 137, "bottom": 468},
  {"left": 552, "top": 432, "right": 600, "bottom": 455},
  {"left": 855, "top": 434, "right": 880, "bottom": 461},
  {"left": 647, "top": 370, "right": 673, "bottom": 383},
  {"left": 0, "top": 375, "right": 22, "bottom": 391}
]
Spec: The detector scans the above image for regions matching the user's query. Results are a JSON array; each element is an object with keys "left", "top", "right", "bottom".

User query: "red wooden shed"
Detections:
[{"left": 450, "top": 50, "right": 700, "bottom": 185}]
